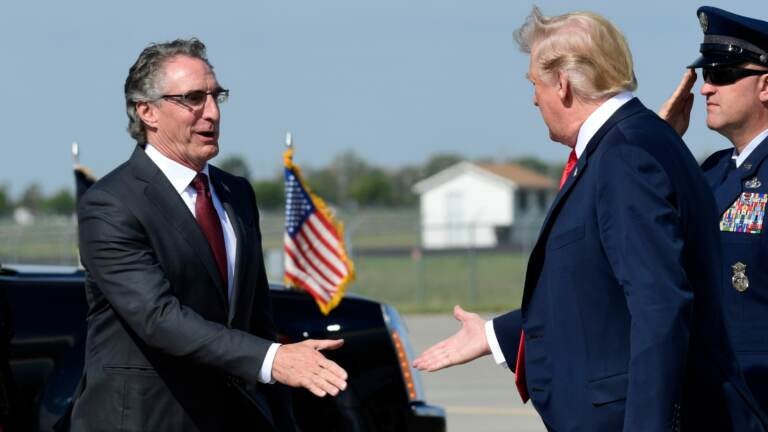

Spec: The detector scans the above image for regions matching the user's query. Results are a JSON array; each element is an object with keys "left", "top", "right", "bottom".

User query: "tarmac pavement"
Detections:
[{"left": 404, "top": 313, "right": 547, "bottom": 432}]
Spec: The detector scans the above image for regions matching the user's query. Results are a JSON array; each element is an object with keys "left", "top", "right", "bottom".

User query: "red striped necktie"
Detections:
[
  {"left": 515, "top": 148, "right": 578, "bottom": 403},
  {"left": 191, "top": 173, "right": 228, "bottom": 287}
]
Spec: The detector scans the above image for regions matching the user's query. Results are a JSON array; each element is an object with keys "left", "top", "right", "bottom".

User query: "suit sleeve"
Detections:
[
  {"left": 596, "top": 143, "right": 692, "bottom": 431},
  {"left": 491, "top": 309, "right": 522, "bottom": 368},
  {"left": 78, "top": 187, "right": 273, "bottom": 384}
]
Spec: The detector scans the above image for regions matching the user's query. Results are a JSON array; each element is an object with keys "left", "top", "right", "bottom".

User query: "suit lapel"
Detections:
[
  {"left": 129, "top": 146, "right": 228, "bottom": 308},
  {"left": 522, "top": 98, "right": 645, "bottom": 307},
  {"left": 715, "top": 136, "right": 768, "bottom": 215},
  {"left": 209, "top": 167, "right": 249, "bottom": 325}
]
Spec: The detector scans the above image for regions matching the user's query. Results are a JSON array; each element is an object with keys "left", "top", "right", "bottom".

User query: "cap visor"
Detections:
[{"left": 687, "top": 53, "right": 746, "bottom": 69}]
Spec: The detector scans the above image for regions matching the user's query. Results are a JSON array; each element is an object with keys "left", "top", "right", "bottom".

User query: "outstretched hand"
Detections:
[
  {"left": 412, "top": 305, "right": 490, "bottom": 372},
  {"left": 272, "top": 339, "right": 347, "bottom": 397},
  {"left": 658, "top": 69, "right": 697, "bottom": 136}
]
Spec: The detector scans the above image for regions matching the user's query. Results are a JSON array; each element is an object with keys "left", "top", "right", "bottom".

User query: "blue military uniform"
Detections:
[
  {"left": 702, "top": 142, "right": 768, "bottom": 413},
  {"left": 691, "top": 6, "right": 768, "bottom": 415}
]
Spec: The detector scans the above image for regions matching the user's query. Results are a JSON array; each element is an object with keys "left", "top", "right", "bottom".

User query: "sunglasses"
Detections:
[
  {"left": 702, "top": 67, "right": 768, "bottom": 86},
  {"left": 159, "top": 89, "right": 229, "bottom": 109}
]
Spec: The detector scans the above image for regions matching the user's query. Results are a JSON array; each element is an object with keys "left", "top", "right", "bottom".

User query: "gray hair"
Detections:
[
  {"left": 124, "top": 38, "right": 213, "bottom": 143},
  {"left": 514, "top": 6, "right": 637, "bottom": 102}
]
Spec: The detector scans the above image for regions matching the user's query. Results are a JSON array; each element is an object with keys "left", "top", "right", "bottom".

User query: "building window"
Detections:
[
  {"left": 538, "top": 190, "right": 548, "bottom": 210},
  {"left": 518, "top": 190, "right": 528, "bottom": 211}
]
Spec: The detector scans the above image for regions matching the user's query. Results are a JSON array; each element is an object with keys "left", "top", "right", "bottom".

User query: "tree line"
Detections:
[
  {"left": 234, "top": 151, "right": 562, "bottom": 210},
  {"left": 0, "top": 184, "right": 74, "bottom": 218},
  {"left": 0, "top": 152, "right": 562, "bottom": 217}
]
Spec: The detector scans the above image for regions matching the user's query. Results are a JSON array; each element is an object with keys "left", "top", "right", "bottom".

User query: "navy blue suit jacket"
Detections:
[
  {"left": 702, "top": 136, "right": 768, "bottom": 415},
  {"left": 493, "top": 99, "right": 766, "bottom": 431}
]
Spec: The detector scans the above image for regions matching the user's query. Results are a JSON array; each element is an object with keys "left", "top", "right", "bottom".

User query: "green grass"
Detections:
[
  {"left": 349, "top": 251, "right": 527, "bottom": 313},
  {"left": 0, "top": 219, "right": 79, "bottom": 264},
  {"left": 260, "top": 208, "right": 421, "bottom": 250},
  {"left": 0, "top": 214, "right": 530, "bottom": 313}
]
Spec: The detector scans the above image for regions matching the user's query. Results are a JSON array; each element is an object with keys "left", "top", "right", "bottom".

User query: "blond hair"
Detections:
[{"left": 515, "top": 6, "right": 637, "bottom": 101}]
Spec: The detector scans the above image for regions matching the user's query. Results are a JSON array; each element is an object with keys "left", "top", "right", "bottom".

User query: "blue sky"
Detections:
[{"left": 1, "top": 0, "right": 764, "bottom": 196}]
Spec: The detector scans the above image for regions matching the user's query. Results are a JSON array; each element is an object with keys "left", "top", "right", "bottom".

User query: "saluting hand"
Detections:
[
  {"left": 272, "top": 339, "right": 347, "bottom": 397},
  {"left": 658, "top": 69, "right": 697, "bottom": 136},
  {"left": 412, "top": 305, "right": 490, "bottom": 372}
]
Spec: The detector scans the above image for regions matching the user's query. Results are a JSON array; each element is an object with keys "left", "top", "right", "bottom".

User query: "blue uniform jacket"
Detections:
[
  {"left": 702, "top": 136, "right": 768, "bottom": 416},
  {"left": 493, "top": 99, "right": 766, "bottom": 431}
]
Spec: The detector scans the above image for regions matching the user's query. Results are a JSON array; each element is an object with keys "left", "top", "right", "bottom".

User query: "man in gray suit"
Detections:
[{"left": 68, "top": 38, "right": 347, "bottom": 431}]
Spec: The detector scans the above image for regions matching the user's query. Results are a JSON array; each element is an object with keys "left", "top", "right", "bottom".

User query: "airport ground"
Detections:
[{"left": 405, "top": 314, "right": 546, "bottom": 432}]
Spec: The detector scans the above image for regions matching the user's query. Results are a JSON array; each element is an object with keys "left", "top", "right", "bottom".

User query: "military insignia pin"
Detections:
[
  {"left": 745, "top": 177, "right": 762, "bottom": 189},
  {"left": 698, "top": 12, "right": 708, "bottom": 32},
  {"left": 743, "top": 163, "right": 753, "bottom": 170},
  {"left": 731, "top": 262, "right": 749, "bottom": 292}
]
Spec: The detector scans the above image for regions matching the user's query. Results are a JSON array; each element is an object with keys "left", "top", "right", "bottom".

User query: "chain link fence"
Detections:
[{"left": 0, "top": 209, "right": 544, "bottom": 312}]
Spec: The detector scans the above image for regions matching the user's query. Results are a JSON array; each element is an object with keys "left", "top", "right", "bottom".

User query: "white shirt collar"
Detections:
[
  {"left": 732, "top": 128, "right": 768, "bottom": 168},
  {"left": 574, "top": 91, "right": 634, "bottom": 158},
  {"left": 144, "top": 144, "right": 210, "bottom": 194}
]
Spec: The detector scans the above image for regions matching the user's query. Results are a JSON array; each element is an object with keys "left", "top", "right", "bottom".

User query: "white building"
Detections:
[{"left": 412, "top": 161, "right": 557, "bottom": 249}]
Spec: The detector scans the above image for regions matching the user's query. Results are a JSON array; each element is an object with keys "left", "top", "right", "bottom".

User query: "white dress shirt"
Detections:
[
  {"left": 732, "top": 129, "right": 768, "bottom": 167},
  {"left": 484, "top": 92, "right": 635, "bottom": 367},
  {"left": 145, "top": 144, "right": 279, "bottom": 383}
]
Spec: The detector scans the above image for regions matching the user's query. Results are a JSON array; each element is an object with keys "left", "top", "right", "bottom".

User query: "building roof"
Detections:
[
  {"left": 413, "top": 161, "right": 557, "bottom": 194},
  {"left": 475, "top": 163, "right": 557, "bottom": 189}
]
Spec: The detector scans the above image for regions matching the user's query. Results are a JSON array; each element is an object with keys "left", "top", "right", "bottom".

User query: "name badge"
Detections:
[{"left": 720, "top": 192, "right": 768, "bottom": 233}]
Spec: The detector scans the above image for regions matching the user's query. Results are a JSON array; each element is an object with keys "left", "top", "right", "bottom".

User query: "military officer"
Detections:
[{"left": 660, "top": 5, "right": 768, "bottom": 414}]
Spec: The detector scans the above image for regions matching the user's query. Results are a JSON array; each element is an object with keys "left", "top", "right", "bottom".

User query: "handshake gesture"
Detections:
[{"left": 273, "top": 339, "right": 348, "bottom": 397}]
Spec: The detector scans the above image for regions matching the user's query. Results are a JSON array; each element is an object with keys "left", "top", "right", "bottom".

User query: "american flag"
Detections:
[{"left": 283, "top": 147, "right": 355, "bottom": 315}]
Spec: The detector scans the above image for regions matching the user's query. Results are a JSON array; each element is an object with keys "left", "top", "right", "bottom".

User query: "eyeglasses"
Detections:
[
  {"left": 702, "top": 67, "right": 767, "bottom": 86},
  {"left": 159, "top": 89, "right": 229, "bottom": 108}
]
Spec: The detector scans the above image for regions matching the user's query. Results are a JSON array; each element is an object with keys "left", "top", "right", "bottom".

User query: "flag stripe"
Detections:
[
  {"left": 308, "top": 213, "right": 343, "bottom": 247},
  {"left": 284, "top": 245, "right": 332, "bottom": 301},
  {"left": 310, "top": 211, "right": 342, "bottom": 243},
  {"left": 301, "top": 221, "right": 348, "bottom": 276},
  {"left": 285, "top": 257, "right": 326, "bottom": 298},
  {"left": 285, "top": 238, "right": 337, "bottom": 293},
  {"left": 286, "top": 273, "right": 331, "bottom": 304},
  {"left": 294, "top": 231, "right": 344, "bottom": 284}
]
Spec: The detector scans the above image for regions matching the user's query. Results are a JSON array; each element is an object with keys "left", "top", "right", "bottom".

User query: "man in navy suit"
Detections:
[
  {"left": 660, "top": 5, "right": 768, "bottom": 418},
  {"left": 414, "top": 7, "right": 766, "bottom": 431}
]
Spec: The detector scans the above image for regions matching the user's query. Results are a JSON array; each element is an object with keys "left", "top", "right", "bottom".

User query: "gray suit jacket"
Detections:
[{"left": 70, "top": 146, "right": 292, "bottom": 431}]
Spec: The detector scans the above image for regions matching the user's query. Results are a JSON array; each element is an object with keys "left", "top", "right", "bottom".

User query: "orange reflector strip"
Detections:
[{"left": 391, "top": 331, "right": 417, "bottom": 401}]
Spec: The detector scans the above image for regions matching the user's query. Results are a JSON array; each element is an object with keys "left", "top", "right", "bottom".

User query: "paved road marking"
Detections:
[{"left": 446, "top": 405, "right": 540, "bottom": 417}]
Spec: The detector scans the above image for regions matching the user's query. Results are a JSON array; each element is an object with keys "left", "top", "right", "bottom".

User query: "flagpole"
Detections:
[{"left": 71, "top": 141, "right": 80, "bottom": 166}]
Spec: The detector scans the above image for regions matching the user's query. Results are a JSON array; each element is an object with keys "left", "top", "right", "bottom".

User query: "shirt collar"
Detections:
[
  {"left": 574, "top": 91, "right": 634, "bottom": 158},
  {"left": 144, "top": 144, "right": 210, "bottom": 194},
  {"left": 732, "top": 128, "right": 768, "bottom": 168}
]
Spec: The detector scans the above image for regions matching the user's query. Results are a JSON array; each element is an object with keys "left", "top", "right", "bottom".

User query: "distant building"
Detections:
[
  {"left": 13, "top": 207, "right": 34, "bottom": 225},
  {"left": 412, "top": 161, "right": 557, "bottom": 249}
]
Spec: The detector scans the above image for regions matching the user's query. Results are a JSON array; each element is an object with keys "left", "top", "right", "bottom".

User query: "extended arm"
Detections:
[{"left": 79, "top": 188, "right": 346, "bottom": 396}]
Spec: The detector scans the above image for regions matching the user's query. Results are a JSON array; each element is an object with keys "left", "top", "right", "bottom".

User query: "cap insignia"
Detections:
[{"left": 699, "top": 12, "right": 709, "bottom": 32}]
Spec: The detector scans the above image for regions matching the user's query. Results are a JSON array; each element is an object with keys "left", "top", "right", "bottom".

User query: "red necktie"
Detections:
[
  {"left": 515, "top": 149, "right": 578, "bottom": 403},
  {"left": 559, "top": 149, "right": 578, "bottom": 189},
  {"left": 191, "top": 173, "right": 228, "bottom": 287}
]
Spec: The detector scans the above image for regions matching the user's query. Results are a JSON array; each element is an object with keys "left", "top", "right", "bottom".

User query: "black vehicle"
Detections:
[{"left": 1, "top": 263, "right": 445, "bottom": 432}]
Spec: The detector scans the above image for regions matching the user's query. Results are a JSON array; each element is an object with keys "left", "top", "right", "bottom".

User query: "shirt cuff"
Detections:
[
  {"left": 258, "top": 343, "right": 281, "bottom": 384},
  {"left": 485, "top": 320, "right": 508, "bottom": 368}
]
